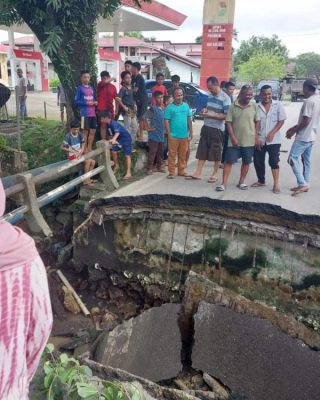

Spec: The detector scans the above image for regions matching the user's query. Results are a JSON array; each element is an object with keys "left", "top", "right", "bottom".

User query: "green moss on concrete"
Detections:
[
  {"left": 223, "top": 248, "right": 268, "bottom": 276},
  {"left": 293, "top": 274, "right": 320, "bottom": 291}
]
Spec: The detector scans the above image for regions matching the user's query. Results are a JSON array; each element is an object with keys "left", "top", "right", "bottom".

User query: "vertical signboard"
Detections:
[{"left": 200, "top": 0, "right": 235, "bottom": 87}]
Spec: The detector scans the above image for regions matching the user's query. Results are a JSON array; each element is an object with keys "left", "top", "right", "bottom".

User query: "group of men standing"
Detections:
[{"left": 188, "top": 76, "right": 320, "bottom": 196}]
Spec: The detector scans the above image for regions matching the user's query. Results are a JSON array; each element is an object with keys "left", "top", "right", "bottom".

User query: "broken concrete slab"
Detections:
[
  {"left": 182, "top": 271, "right": 320, "bottom": 349},
  {"left": 95, "top": 303, "right": 182, "bottom": 382},
  {"left": 192, "top": 302, "right": 320, "bottom": 400}
]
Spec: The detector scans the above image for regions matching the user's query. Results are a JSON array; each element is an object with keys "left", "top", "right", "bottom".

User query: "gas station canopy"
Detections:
[{"left": 0, "top": 0, "right": 187, "bottom": 34}]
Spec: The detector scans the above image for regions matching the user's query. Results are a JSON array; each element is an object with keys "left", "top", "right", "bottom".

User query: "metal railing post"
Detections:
[
  {"left": 96, "top": 140, "right": 119, "bottom": 190},
  {"left": 17, "top": 172, "right": 52, "bottom": 237},
  {"left": 15, "top": 85, "right": 21, "bottom": 151}
]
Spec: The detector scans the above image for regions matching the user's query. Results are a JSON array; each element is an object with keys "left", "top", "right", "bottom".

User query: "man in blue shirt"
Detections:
[
  {"left": 74, "top": 70, "right": 97, "bottom": 152},
  {"left": 145, "top": 91, "right": 166, "bottom": 175},
  {"left": 99, "top": 111, "right": 132, "bottom": 180},
  {"left": 164, "top": 88, "right": 193, "bottom": 179}
]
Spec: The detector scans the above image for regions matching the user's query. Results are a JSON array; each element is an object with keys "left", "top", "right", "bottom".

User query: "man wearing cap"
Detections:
[{"left": 286, "top": 79, "right": 320, "bottom": 196}]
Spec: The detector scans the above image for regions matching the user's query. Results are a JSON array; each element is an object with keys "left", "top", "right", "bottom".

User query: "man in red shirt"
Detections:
[
  {"left": 152, "top": 72, "right": 168, "bottom": 104},
  {"left": 97, "top": 71, "right": 117, "bottom": 139}
]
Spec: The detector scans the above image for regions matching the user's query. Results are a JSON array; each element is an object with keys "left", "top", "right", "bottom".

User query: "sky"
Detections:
[
  {"left": 144, "top": 0, "right": 320, "bottom": 57},
  {"left": 0, "top": 0, "right": 319, "bottom": 57}
]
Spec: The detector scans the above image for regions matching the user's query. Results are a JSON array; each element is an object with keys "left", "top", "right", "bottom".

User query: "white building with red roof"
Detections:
[{"left": 0, "top": 0, "right": 187, "bottom": 90}]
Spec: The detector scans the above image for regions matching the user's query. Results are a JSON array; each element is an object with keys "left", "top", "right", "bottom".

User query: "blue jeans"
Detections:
[
  {"left": 288, "top": 140, "right": 313, "bottom": 187},
  {"left": 19, "top": 96, "right": 27, "bottom": 117}
]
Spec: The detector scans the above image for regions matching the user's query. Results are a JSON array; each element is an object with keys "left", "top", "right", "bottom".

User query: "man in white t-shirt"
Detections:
[
  {"left": 286, "top": 79, "right": 320, "bottom": 195},
  {"left": 252, "top": 85, "right": 287, "bottom": 193}
]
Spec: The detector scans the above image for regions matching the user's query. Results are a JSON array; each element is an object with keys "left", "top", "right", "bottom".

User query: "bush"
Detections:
[
  {"left": 33, "top": 344, "right": 144, "bottom": 400},
  {"left": 49, "top": 77, "right": 60, "bottom": 89},
  {"left": 21, "top": 118, "right": 65, "bottom": 169}
]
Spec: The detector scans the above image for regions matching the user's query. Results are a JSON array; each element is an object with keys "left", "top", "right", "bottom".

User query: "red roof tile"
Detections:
[{"left": 121, "top": 0, "right": 186, "bottom": 27}]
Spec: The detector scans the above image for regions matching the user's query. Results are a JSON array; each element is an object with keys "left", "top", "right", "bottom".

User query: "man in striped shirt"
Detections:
[{"left": 186, "top": 76, "right": 231, "bottom": 182}]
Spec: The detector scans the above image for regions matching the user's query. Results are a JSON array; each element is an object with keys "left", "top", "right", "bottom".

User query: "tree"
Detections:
[
  {"left": 294, "top": 52, "right": 320, "bottom": 80},
  {"left": 238, "top": 51, "right": 285, "bottom": 85},
  {"left": 125, "top": 31, "right": 156, "bottom": 42},
  {"left": 124, "top": 31, "right": 145, "bottom": 40},
  {"left": 0, "top": 0, "right": 149, "bottom": 119},
  {"left": 233, "top": 35, "right": 289, "bottom": 72}
]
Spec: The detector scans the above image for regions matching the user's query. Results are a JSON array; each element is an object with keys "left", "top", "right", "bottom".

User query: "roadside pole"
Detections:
[{"left": 15, "top": 85, "right": 21, "bottom": 151}]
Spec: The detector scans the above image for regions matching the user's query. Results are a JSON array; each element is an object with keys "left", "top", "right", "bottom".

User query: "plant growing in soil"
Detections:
[{"left": 33, "top": 344, "right": 144, "bottom": 400}]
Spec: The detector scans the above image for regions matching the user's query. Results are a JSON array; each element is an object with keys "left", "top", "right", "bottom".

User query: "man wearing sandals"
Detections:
[
  {"left": 251, "top": 85, "right": 287, "bottom": 194},
  {"left": 286, "top": 79, "right": 320, "bottom": 196},
  {"left": 216, "top": 85, "right": 260, "bottom": 192},
  {"left": 186, "top": 76, "right": 231, "bottom": 183}
]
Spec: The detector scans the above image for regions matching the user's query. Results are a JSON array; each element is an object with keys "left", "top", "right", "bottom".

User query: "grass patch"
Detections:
[{"left": 21, "top": 118, "right": 65, "bottom": 170}]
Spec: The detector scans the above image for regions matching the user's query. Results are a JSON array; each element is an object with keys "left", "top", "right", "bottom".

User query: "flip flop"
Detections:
[
  {"left": 216, "top": 185, "right": 225, "bottom": 192},
  {"left": 122, "top": 176, "right": 132, "bottom": 180},
  {"left": 251, "top": 182, "right": 265, "bottom": 187},
  {"left": 185, "top": 175, "right": 201, "bottom": 180},
  {"left": 208, "top": 177, "right": 217, "bottom": 183},
  {"left": 291, "top": 187, "right": 309, "bottom": 196},
  {"left": 237, "top": 183, "right": 249, "bottom": 190},
  {"left": 273, "top": 188, "right": 281, "bottom": 194}
]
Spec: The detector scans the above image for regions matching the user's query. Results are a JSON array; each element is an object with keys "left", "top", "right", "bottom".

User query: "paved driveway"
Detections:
[{"left": 106, "top": 101, "right": 320, "bottom": 216}]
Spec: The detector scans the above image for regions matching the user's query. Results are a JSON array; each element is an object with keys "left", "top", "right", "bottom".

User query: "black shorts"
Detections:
[
  {"left": 136, "top": 101, "right": 148, "bottom": 120},
  {"left": 196, "top": 126, "right": 224, "bottom": 161},
  {"left": 81, "top": 116, "right": 97, "bottom": 130}
]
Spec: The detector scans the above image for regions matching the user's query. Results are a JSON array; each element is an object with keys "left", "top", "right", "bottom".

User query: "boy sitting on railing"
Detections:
[
  {"left": 61, "top": 120, "right": 96, "bottom": 186},
  {"left": 99, "top": 111, "right": 132, "bottom": 180}
]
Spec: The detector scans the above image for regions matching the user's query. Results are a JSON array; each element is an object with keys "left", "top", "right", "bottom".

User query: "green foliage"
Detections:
[
  {"left": 42, "top": 26, "right": 63, "bottom": 57},
  {"left": 234, "top": 35, "right": 289, "bottom": 72},
  {"left": 294, "top": 52, "right": 320, "bottom": 80},
  {"left": 238, "top": 51, "right": 285, "bottom": 84},
  {"left": 21, "top": 118, "right": 65, "bottom": 169},
  {"left": 0, "top": 0, "right": 150, "bottom": 120},
  {"left": 124, "top": 31, "right": 145, "bottom": 40},
  {"left": 49, "top": 77, "right": 60, "bottom": 89},
  {"left": 0, "top": 135, "right": 7, "bottom": 148},
  {"left": 33, "top": 344, "right": 145, "bottom": 400}
]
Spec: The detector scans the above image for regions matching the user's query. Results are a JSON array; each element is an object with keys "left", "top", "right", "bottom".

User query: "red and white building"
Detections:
[
  {"left": 98, "top": 37, "right": 202, "bottom": 83},
  {"left": 0, "top": 0, "right": 187, "bottom": 90}
]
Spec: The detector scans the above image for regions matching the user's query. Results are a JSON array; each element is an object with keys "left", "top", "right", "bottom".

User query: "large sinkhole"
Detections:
[{"left": 46, "top": 195, "right": 320, "bottom": 400}]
